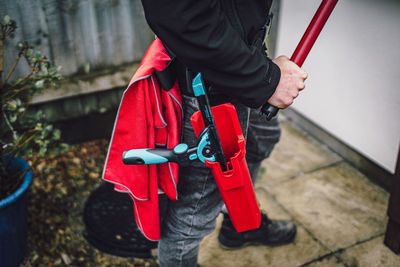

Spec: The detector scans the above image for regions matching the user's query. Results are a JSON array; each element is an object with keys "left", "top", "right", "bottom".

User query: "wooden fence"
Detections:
[{"left": 0, "top": 0, "right": 152, "bottom": 79}]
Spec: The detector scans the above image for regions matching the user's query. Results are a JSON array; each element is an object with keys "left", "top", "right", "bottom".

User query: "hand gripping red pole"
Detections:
[{"left": 262, "top": 0, "right": 339, "bottom": 120}]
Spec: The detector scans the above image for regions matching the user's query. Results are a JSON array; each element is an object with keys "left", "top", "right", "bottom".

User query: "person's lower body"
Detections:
[
  {"left": 158, "top": 95, "right": 295, "bottom": 266},
  {"left": 157, "top": 163, "right": 222, "bottom": 267},
  {"left": 158, "top": 95, "right": 250, "bottom": 266}
]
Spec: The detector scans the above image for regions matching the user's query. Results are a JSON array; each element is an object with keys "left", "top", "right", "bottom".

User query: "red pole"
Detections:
[
  {"left": 262, "top": 0, "right": 339, "bottom": 120},
  {"left": 291, "top": 0, "right": 339, "bottom": 67}
]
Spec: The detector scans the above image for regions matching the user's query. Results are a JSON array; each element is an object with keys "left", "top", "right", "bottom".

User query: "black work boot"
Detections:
[{"left": 218, "top": 212, "right": 297, "bottom": 249}]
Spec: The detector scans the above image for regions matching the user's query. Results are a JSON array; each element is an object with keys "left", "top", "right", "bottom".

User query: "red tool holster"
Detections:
[{"left": 191, "top": 103, "right": 261, "bottom": 232}]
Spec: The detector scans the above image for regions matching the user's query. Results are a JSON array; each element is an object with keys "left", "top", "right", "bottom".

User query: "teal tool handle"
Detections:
[
  {"left": 187, "top": 71, "right": 228, "bottom": 171},
  {"left": 123, "top": 144, "right": 189, "bottom": 165}
]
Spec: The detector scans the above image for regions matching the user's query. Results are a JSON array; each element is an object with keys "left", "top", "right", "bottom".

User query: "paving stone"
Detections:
[
  {"left": 269, "top": 162, "right": 389, "bottom": 251},
  {"left": 303, "top": 255, "right": 345, "bottom": 267},
  {"left": 256, "top": 121, "right": 341, "bottom": 189},
  {"left": 337, "top": 236, "right": 400, "bottom": 267},
  {"left": 198, "top": 189, "right": 330, "bottom": 267},
  {"left": 256, "top": 188, "right": 291, "bottom": 220}
]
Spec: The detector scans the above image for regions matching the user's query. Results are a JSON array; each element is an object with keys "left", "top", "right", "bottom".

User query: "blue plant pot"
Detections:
[{"left": 0, "top": 157, "right": 33, "bottom": 267}]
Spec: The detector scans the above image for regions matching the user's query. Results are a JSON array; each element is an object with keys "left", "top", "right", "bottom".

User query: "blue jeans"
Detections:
[{"left": 158, "top": 95, "right": 281, "bottom": 267}]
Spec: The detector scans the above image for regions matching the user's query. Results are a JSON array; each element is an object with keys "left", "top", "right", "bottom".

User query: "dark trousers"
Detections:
[{"left": 158, "top": 94, "right": 281, "bottom": 267}]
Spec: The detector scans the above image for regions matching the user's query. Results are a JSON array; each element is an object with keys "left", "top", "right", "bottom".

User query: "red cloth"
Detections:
[{"left": 102, "top": 39, "right": 182, "bottom": 240}]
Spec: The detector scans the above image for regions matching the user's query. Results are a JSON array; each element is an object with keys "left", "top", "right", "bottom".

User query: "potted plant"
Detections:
[{"left": 0, "top": 15, "right": 65, "bottom": 266}]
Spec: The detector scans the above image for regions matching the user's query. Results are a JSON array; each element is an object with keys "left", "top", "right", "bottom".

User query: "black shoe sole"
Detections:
[{"left": 218, "top": 227, "right": 297, "bottom": 250}]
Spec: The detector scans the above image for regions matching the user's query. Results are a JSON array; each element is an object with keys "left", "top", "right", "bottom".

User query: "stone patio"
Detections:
[{"left": 197, "top": 117, "right": 398, "bottom": 267}]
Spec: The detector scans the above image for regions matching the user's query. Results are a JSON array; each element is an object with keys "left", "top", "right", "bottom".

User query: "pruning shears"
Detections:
[{"left": 123, "top": 72, "right": 227, "bottom": 171}]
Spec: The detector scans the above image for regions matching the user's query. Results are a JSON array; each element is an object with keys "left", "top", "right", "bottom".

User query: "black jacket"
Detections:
[{"left": 141, "top": 0, "right": 281, "bottom": 108}]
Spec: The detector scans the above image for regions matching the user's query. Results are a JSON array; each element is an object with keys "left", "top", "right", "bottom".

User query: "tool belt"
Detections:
[{"left": 123, "top": 42, "right": 262, "bottom": 234}]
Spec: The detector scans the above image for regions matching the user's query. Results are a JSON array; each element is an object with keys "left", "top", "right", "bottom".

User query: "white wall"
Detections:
[{"left": 276, "top": 0, "right": 400, "bottom": 173}]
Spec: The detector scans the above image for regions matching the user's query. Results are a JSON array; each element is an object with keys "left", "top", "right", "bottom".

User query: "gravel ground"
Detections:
[{"left": 21, "top": 139, "right": 158, "bottom": 267}]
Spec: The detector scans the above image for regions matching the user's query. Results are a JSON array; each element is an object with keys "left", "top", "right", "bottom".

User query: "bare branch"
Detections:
[{"left": 3, "top": 54, "right": 22, "bottom": 86}]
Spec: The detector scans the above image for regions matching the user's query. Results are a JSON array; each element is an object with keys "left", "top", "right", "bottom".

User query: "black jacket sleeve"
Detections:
[{"left": 141, "top": 0, "right": 281, "bottom": 108}]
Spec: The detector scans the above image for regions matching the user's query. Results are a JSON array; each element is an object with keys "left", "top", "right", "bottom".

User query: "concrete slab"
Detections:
[
  {"left": 337, "top": 236, "right": 400, "bottom": 267},
  {"left": 197, "top": 119, "right": 391, "bottom": 267},
  {"left": 256, "top": 121, "right": 341, "bottom": 189},
  {"left": 303, "top": 255, "right": 345, "bottom": 267},
  {"left": 269, "top": 162, "right": 389, "bottom": 251},
  {"left": 198, "top": 189, "right": 330, "bottom": 267}
]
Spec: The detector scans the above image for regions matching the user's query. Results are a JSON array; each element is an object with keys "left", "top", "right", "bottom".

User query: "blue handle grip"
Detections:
[
  {"left": 192, "top": 73, "right": 206, "bottom": 96},
  {"left": 123, "top": 149, "right": 169, "bottom": 165},
  {"left": 122, "top": 144, "right": 191, "bottom": 165}
]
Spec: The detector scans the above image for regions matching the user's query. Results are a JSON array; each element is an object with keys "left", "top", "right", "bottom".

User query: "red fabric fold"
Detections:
[{"left": 102, "top": 38, "right": 182, "bottom": 240}]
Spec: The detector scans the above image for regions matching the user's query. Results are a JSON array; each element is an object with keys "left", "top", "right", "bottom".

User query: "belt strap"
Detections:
[{"left": 154, "top": 57, "right": 177, "bottom": 91}]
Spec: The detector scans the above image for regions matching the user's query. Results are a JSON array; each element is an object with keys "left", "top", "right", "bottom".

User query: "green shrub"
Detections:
[{"left": 1, "top": 15, "right": 67, "bottom": 198}]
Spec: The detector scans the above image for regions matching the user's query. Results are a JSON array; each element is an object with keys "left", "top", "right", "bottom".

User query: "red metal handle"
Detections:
[
  {"left": 291, "top": 0, "right": 338, "bottom": 67},
  {"left": 262, "top": 0, "right": 338, "bottom": 120}
]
